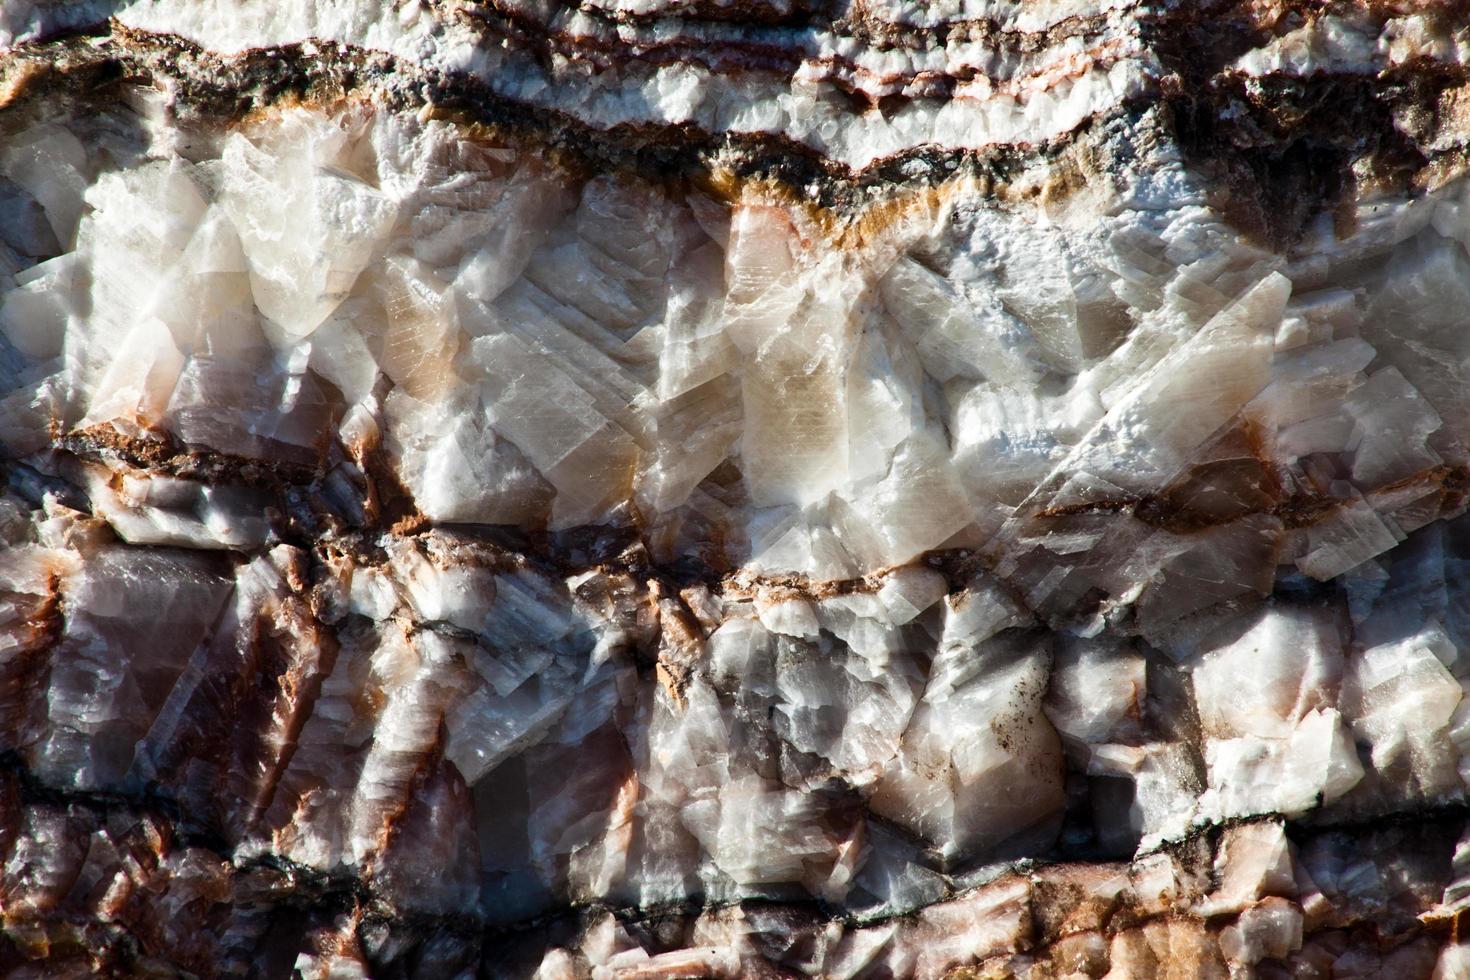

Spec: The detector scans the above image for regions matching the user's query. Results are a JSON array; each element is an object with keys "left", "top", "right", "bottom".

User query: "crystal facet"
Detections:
[{"left": 5, "top": 3, "right": 1470, "bottom": 976}]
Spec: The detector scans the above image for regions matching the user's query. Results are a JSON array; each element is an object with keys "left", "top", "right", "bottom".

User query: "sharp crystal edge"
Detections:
[{"left": 3, "top": 1, "right": 1470, "bottom": 977}]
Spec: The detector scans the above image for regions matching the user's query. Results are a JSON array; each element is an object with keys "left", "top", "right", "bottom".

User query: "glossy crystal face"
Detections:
[{"left": 4, "top": 3, "right": 1470, "bottom": 977}]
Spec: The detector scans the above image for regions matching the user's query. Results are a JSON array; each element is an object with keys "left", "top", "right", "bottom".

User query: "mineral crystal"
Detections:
[{"left": 3, "top": 1, "right": 1470, "bottom": 977}]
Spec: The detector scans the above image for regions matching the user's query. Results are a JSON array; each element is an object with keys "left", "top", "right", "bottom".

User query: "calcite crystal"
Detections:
[{"left": 4, "top": 1, "right": 1470, "bottom": 976}]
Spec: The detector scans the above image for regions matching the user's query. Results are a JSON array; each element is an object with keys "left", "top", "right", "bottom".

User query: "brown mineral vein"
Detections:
[
  {"left": 52, "top": 419, "right": 1470, "bottom": 598},
  {"left": 1044, "top": 462, "right": 1470, "bottom": 535},
  {"left": 4, "top": 749, "right": 1466, "bottom": 976},
  {"left": 0, "top": 572, "right": 63, "bottom": 752},
  {"left": 5, "top": 17, "right": 1470, "bottom": 236},
  {"left": 477, "top": 0, "right": 1119, "bottom": 44},
  {"left": 453, "top": 0, "right": 1136, "bottom": 102},
  {"left": 58, "top": 424, "right": 322, "bottom": 488}
]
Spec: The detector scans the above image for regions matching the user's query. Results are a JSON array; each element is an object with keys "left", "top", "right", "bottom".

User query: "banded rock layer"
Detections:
[{"left": 4, "top": 3, "right": 1470, "bottom": 978}]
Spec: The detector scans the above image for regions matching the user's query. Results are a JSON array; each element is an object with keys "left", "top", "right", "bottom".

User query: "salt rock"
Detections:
[{"left": 4, "top": 2, "right": 1470, "bottom": 976}]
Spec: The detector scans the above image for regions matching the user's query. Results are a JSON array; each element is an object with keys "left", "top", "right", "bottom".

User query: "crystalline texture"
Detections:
[{"left": 4, "top": 3, "right": 1470, "bottom": 977}]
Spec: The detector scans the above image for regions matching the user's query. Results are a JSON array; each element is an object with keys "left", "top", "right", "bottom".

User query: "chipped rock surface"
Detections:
[{"left": 4, "top": 2, "right": 1470, "bottom": 978}]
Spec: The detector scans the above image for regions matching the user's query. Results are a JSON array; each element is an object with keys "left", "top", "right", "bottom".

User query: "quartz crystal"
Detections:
[{"left": 4, "top": 2, "right": 1470, "bottom": 977}]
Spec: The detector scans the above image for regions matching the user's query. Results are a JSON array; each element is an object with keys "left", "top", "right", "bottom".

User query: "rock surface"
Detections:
[{"left": 4, "top": 2, "right": 1470, "bottom": 977}]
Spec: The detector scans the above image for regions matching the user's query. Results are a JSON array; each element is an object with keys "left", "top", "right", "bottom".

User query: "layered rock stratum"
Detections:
[{"left": 4, "top": 1, "right": 1470, "bottom": 977}]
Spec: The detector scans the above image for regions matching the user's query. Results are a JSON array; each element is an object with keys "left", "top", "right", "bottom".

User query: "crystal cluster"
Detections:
[{"left": 4, "top": 2, "right": 1470, "bottom": 977}]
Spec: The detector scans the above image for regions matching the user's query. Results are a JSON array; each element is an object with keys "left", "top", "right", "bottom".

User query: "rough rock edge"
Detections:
[
  {"left": 4, "top": 456, "right": 1468, "bottom": 973},
  {"left": 2, "top": 753, "right": 1466, "bottom": 978},
  {"left": 3, "top": 15, "right": 1470, "bottom": 242},
  {"left": 0, "top": 24, "right": 1127, "bottom": 218}
]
